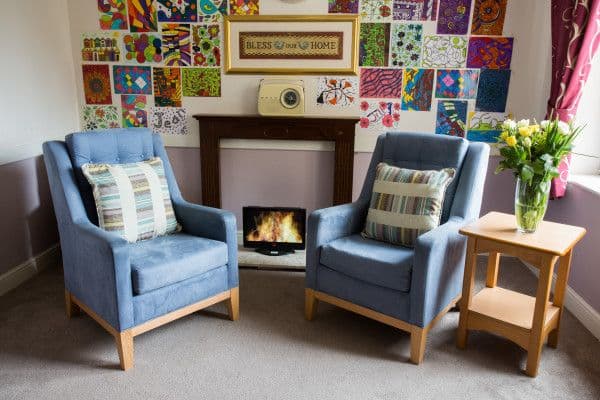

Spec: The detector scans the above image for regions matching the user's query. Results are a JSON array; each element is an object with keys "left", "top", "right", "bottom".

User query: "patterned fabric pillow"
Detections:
[
  {"left": 82, "top": 157, "right": 179, "bottom": 243},
  {"left": 362, "top": 163, "right": 456, "bottom": 248}
]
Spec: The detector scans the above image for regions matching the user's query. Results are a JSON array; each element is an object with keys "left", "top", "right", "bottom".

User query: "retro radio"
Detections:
[{"left": 257, "top": 79, "right": 305, "bottom": 116}]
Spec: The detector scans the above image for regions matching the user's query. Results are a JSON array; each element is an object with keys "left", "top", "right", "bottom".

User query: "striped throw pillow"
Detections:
[
  {"left": 82, "top": 157, "right": 179, "bottom": 243},
  {"left": 362, "top": 163, "right": 456, "bottom": 248}
]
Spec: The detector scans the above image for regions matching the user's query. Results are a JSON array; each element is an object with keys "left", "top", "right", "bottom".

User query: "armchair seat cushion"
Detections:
[
  {"left": 320, "top": 234, "right": 413, "bottom": 292},
  {"left": 130, "top": 233, "right": 228, "bottom": 295}
]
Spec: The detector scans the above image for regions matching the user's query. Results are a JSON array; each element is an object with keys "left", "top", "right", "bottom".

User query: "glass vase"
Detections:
[{"left": 514, "top": 177, "right": 551, "bottom": 233}]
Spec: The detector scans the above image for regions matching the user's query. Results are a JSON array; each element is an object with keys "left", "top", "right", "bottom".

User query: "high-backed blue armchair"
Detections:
[
  {"left": 305, "top": 132, "right": 489, "bottom": 364},
  {"left": 43, "top": 128, "right": 239, "bottom": 370}
]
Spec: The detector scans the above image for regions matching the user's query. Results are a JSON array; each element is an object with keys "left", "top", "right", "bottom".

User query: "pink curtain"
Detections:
[{"left": 546, "top": 0, "right": 600, "bottom": 198}]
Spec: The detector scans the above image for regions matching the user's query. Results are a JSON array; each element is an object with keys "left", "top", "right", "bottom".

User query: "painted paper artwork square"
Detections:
[
  {"left": 199, "top": 0, "right": 228, "bottom": 22},
  {"left": 81, "top": 105, "right": 120, "bottom": 130},
  {"left": 467, "top": 111, "right": 512, "bottom": 142},
  {"left": 435, "top": 69, "right": 479, "bottom": 99},
  {"left": 359, "top": 23, "right": 390, "bottom": 67},
  {"left": 328, "top": 0, "right": 359, "bottom": 14},
  {"left": 475, "top": 69, "right": 511, "bottom": 112},
  {"left": 422, "top": 35, "right": 467, "bottom": 68},
  {"left": 82, "top": 32, "right": 121, "bottom": 62},
  {"left": 360, "top": 68, "right": 403, "bottom": 98},
  {"left": 359, "top": 100, "right": 401, "bottom": 130},
  {"left": 316, "top": 77, "right": 358, "bottom": 107},
  {"left": 393, "top": 0, "right": 438, "bottom": 21},
  {"left": 157, "top": 0, "right": 198, "bottom": 22},
  {"left": 121, "top": 95, "right": 147, "bottom": 127},
  {"left": 467, "top": 37, "right": 514, "bottom": 69},
  {"left": 162, "top": 24, "right": 191, "bottom": 66},
  {"left": 437, "top": 0, "right": 471, "bottom": 34},
  {"left": 401, "top": 68, "right": 434, "bottom": 111},
  {"left": 97, "top": 0, "right": 128, "bottom": 30},
  {"left": 192, "top": 25, "right": 221, "bottom": 67},
  {"left": 150, "top": 107, "right": 188, "bottom": 135},
  {"left": 113, "top": 65, "right": 152, "bottom": 94},
  {"left": 391, "top": 23, "right": 423, "bottom": 68},
  {"left": 435, "top": 100, "right": 467, "bottom": 136},
  {"left": 182, "top": 68, "right": 221, "bottom": 97},
  {"left": 127, "top": 0, "right": 158, "bottom": 32},
  {"left": 154, "top": 67, "right": 182, "bottom": 106},
  {"left": 122, "top": 33, "right": 162, "bottom": 63},
  {"left": 471, "top": 0, "right": 507, "bottom": 36},
  {"left": 83, "top": 64, "right": 112, "bottom": 105},
  {"left": 229, "top": 0, "right": 259, "bottom": 15},
  {"left": 360, "top": 0, "right": 393, "bottom": 22}
]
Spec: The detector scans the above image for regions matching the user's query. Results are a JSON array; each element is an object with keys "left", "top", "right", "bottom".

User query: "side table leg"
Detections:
[
  {"left": 526, "top": 255, "right": 557, "bottom": 377},
  {"left": 548, "top": 250, "right": 573, "bottom": 348},
  {"left": 485, "top": 252, "right": 501, "bottom": 287},
  {"left": 457, "top": 237, "right": 477, "bottom": 349}
]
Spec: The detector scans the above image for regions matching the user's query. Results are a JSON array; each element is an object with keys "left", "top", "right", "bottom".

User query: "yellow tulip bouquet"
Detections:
[{"left": 495, "top": 118, "right": 582, "bottom": 232}]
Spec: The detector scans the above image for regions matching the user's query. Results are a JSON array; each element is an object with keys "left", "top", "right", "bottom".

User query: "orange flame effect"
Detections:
[{"left": 246, "top": 211, "right": 303, "bottom": 243}]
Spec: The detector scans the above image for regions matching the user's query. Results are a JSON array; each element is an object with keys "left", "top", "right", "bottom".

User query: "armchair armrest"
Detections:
[
  {"left": 409, "top": 217, "right": 468, "bottom": 327},
  {"left": 65, "top": 221, "right": 134, "bottom": 331},
  {"left": 306, "top": 202, "right": 367, "bottom": 288},
  {"left": 171, "top": 200, "right": 238, "bottom": 287}
]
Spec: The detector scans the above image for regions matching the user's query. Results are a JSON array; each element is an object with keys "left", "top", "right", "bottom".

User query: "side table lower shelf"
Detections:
[{"left": 467, "top": 287, "right": 560, "bottom": 350}]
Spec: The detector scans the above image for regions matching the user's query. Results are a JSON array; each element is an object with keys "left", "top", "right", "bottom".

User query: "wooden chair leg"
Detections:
[
  {"left": 305, "top": 289, "right": 318, "bottom": 321},
  {"left": 64, "top": 290, "right": 80, "bottom": 318},
  {"left": 226, "top": 287, "right": 239, "bottom": 321},
  {"left": 410, "top": 327, "right": 427, "bottom": 364},
  {"left": 116, "top": 330, "right": 134, "bottom": 371}
]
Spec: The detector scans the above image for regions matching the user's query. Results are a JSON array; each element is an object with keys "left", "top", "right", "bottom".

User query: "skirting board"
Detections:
[{"left": 0, "top": 244, "right": 61, "bottom": 297}]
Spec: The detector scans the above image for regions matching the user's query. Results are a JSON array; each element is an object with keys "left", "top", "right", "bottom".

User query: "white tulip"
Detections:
[
  {"left": 557, "top": 121, "right": 570, "bottom": 135},
  {"left": 502, "top": 119, "right": 517, "bottom": 130},
  {"left": 517, "top": 119, "right": 530, "bottom": 128},
  {"left": 523, "top": 137, "right": 532, "bottom": 147},
  {"left": 540, "top": 120, "right": 550, "bottom": 130}
]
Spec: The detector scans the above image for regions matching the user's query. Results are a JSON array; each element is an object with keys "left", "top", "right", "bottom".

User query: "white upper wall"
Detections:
[{"left": 0, "top": 0, "right": 79, "bottom": 165}]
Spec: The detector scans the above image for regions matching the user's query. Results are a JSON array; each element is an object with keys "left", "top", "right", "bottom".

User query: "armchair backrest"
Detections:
[
  {"left": 60, "top": 128, "right": 181, "bottom": 225},
  {"left": 358, "top": 132, "right": 487, "bottom": 223}
]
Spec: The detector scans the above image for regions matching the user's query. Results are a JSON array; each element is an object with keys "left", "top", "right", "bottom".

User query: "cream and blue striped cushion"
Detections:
[
  {"left": 82, "top": 157, "right": 179, "bottom": 243},
  {"left": 362, "top": 163, "right": 455, "bottom": 248}
]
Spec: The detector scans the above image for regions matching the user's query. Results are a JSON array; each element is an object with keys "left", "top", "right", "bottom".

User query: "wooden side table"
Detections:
[{"left": 456, "top": 212, "right": 586, "bottom": 377}]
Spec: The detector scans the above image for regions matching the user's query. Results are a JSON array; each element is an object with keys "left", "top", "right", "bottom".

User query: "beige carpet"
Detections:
[{"left": 0, "top": 256, "right": 599, "bottom": 400}]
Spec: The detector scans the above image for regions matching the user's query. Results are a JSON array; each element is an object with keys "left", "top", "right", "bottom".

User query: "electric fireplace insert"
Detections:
[{"left": 243, "top": 206, "right": 306, "bottom": 256}]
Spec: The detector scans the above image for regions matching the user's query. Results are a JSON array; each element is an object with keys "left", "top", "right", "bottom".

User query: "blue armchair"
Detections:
[
  {"left": 305, "top": 132, "right": 489, "bottom": 364},
  {"left": 43, "top": 128, "right": 239, "bottom": 370}
]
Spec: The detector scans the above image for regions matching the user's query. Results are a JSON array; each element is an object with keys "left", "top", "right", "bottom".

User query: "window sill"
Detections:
[{"left": 570, "top": 174, "right": 600, "bottom": 195}]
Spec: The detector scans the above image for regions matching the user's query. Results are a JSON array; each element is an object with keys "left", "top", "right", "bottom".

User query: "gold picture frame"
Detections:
[{"left": 223, "top": 15, "right": 359, "bottom": 75}]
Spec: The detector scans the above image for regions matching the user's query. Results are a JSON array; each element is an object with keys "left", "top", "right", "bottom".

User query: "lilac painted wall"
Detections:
[{"left": 0, "top": 156, "right": 59, "bottom": 275}]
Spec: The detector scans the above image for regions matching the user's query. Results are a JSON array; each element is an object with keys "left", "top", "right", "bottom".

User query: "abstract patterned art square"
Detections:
[
  {"left": 199, "top": 0, "right": 228, "bottom": 22},
  {"left": 393, "top": 0, "right": 438, "bottom": 21},
  {"left": 435, "top": 69, "right": 479, "bottom": 99},
  {"left": 154, "top": 67, "right": 182, "bottom": 106},
  {"left": 435, "top": 100, "right": 467, "bottom": 137},
  {"left": 82, "top": 32, "right": 121, "bottom": 62},
  {"left": 121, "top": 95, "right": 147, "bottom": 127},
  {"left": 360, "top": 68, "right": 403, "bottom": 98},
  {"left": 149, "top": 107, "right": 188, "bottom": 135},
  {"left": 467, "top": 111, "right": 512, "bottom": 142},
  {"left": 475, "top": 69, "right": 511, "bottom": 112},
  {"left": 360, "top": 0, "right": 393, "bottom": 22},
  {"left": 157, "top": 0, "right": 198, "bottom": 22},
  {"left": 113, "top": 65, "right": 152, "bottom": 94},
  {"left": 437, "top": 0, "right": 471, "bottom": 34},
  {"left": 471, "top": 0, "right": 507, "bottom": 36},
  {"left": 359, "top": 100, "right": 402, "bottom": 130},
  {"left": 97, "top": 0, "right": 128, "bottom": 30},
  {"left": 390, "top": 23, "right": 423, "bottom": 68},
  {"left": 359, "top": 23, "right": 390, "bottom": 67},
  {"left": 467, "top": 37, "right": 514, "bottom": 69},
  {"left": 328, "top": 0, "right": 359, "bottom": 14},
  {"left": 127, "top": 0, "right": 158, "bottom": 32},
  {"left": 229, "top": 0, "right": 259, "bottom": 15},
  {"left": 316, "top": 77, "right": 358, "bottom": 107},
  {"left": 122, "top": 33, "right": 162, "bottom": 63},
  {"left": 82, "top": 64, "right": 112, "bottom": 105},
  {"left": 182, "top": 68, "right": 221, "bottom": 97},
  {"left": 401, "top": 68, "right": 434, "bottom": 111},
  {"left": 161, "top": 23, "right": 191, "bottom": 66},
  {"left": 422, "top": 35, "right": 467, "bottom": 68},
  {"left": 81, "top": 105, "right": 120, "bottom": 130},
  {"left": 192, "top": 25, "right": 221, "bottom": 66}
]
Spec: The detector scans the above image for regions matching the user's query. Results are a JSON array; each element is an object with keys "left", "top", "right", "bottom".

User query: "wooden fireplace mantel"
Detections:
[{"left": 193, "top": 115, "right": 359, "bottom": 208}]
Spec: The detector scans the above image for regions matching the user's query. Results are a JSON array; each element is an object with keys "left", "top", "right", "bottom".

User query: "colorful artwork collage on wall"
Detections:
[
  {"left": 82, "top": 0, "right": 239, "bottom": 135},
  {"left": 329, "top": 0, "right": 513, "bottom": 140}
]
